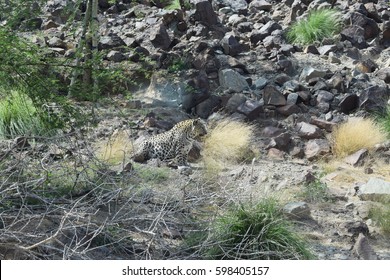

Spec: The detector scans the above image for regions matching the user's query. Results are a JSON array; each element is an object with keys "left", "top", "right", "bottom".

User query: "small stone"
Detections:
[
  {"left": 267, "top": 148, "right": 285, "bottom": 160},
  {"left": 299, "top": 67, "right": 327, "bottom": 82},
  {"left": 276, "top": 104, "right": 301, "bottom": 116},
  {"left": 283, "top": 202, "right": 311, "bottom": 220},
  {"left": 263, "top": 85, "right": 286, "bottom": 106},
  {"left": 236, "top": 99, "right": 264, "bottom": 121},
  {"left": 344, "top": 149, "right": 368, "bottom": 167},
  {"left": 296, "top": 122, "right": 323, "bottom": 139},
  {"left": 310, "top": 118, "right": 335, "bottom": 132},
  {"left": 304, "top": 139, "right": 330, "bottom": 161}
]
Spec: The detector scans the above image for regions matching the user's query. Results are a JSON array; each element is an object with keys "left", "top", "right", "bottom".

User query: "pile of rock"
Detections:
[{"left": 22, "top": 0, "right": 390, "bottom": 161}]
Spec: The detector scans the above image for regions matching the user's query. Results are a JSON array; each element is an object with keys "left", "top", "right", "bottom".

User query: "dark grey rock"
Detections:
[
  {"left": 350, "top": 11, "right": 380, "bottom": 40},
  {"left": 98, "top": 35, "right": 126, "bottom": 50},
  {"left": 263, "top": 85, "right": 286, "bottom": 106},
  {"left": 338, "top": 93, "right": 359, "bottom": 114},
  {"left": 236, "top": 99, "right": 264, "bottom": 120},
  {"left": 194, "top": 0, "right": 219, "bottom": 26},
  {"left": 304, "top": 45, "right": 319, "bottom": 54},
  {"left": 276, "top": 104, "right": 301, "bottom": 116},
  {"left": 299, "top": 67, "right": 327, "bottom": 82},
  {"left": 309, "top": 118, "right": 335, "bottom": 133},
  {"left": 254, "top": 77, "right": 268, "bottom": 90},
  {"left": 316, "top": 90, "right": 334, "bottom": 103},
  {"left": 248, "top": 0, "right": 272, "bottom": 12},
  {"left": 219, "top": 69, "right": 249, "bottom": 92},
  {"left": 359, "top": 85, "right": 389, "bottom": 113},
  {"left": 220, "top": 34, "right": 242, "bottom": 56},
  {"left": 225, "top": 93, "right": 247, "bottom": 113},
  {"left": 340, "top": 25, "right": 368, "bottom": 49},
  {"left": 150, "top": 23, "right": 172, "bottom": 50},
  {"left": 195, "top": 95, "right": 221, "bottom": 119},
  {"left": 317, "top": 45, "right": 337, "bottom": 55}
]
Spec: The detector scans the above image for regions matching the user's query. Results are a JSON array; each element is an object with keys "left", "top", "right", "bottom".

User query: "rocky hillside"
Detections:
[{"left": 1, "top": 0, "right": 390, "bottom": 260}]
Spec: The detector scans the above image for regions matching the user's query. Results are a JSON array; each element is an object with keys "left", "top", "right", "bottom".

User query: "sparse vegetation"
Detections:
[
  {"left": 369, "top": 204, "right": 390, "bottom": 236},
  {"left": 298, "top": 175, "right": 331, "bottom": 203},
  {"left": 287, "top": 8, "right": 342, "bottom": 45},
  {"left": 136, "top": 165, "right": 170, "bottom": 183},
  {"left": 94, "top": 130, "right": 134, "bottom": 165},
  {"left": 202, "top": 119, "right": 254, "bottom": 174},
  {"left": 378, "top": 106, "right": 390, "bottom": 137},
  {"left": 331, "top": 117, "right": 386, "bottom": 158},
  {"left": 166, "top": 0, "right": 191, "bottom": 10},
  {"left": 192, "top": 199, "right": 313, "bottom": 260}
]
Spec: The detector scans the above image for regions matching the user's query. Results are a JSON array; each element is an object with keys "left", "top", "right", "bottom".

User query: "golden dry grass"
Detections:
[
  {"left": 201, "top": 119, "right": 254, "bottom": 174},
  {"left": 94, "top": 130, "right": 133, "bottom": 165},
  {"left": 331, "top": 117, "right": 386, "bottom": 158}
]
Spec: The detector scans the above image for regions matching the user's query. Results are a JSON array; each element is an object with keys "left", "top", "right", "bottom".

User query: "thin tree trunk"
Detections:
[
  {"left": 82, "top": 0, "right": 93, "bottom": 96},
  {"left": 91, "top": 0, "right": 99, "bottom": 98},
  {"left": 68, "top": 0, "right": 92, "bottom": 97}
]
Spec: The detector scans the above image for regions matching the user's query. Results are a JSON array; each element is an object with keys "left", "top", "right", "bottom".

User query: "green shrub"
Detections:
[
  {"left": 166, "top": 0, "right": 191, "bottom": 10},
  {"left": 0, "top": 90, "right": 48, "bottom": 138},
  {"left": 287, "top": 8, "right": 342, "bottom": 45},
  {"left": 369, "top": 204, "right": 390, "bottom": 236},
  {"left": 195, "top": 199, "right": 313, "bottom": 260},
  {"left": 378, "top": 106, "right": 390, "bottom": 137},
  {"left": 298, "top": 176, "right": 331, "bottom": 203}
]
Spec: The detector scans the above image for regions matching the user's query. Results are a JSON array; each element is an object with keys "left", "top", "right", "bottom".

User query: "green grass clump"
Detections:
[
  {"left": 287, "top": 8, "right": 342, "bottom": 45},
  {"left": 165, "top": 0, "right": 191, "bottom": 10},
  {"left": 197, "top": 199, "right": 313, "bottom": 260},
  {"left": 0, "top": 90, "right": 47, "bottom": 139},
  {"left": 298, "top": 175, "right": 331, "bottom": 203},
  {"left": 369, "top": 204, "right": 390, "bottom": 236},
  {"left": 378, "top": 106, "right": 390, "bottom": 137}
]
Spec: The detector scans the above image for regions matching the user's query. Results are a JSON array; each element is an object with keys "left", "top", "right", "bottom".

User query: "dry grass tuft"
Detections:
[
  {"left": 94, "top": 130, "right": 133, "bottom": 165},
  {"left": 331, "top": 117, "right": 386, "bottom": 158},
  {"left": 202, "top": 119, "right": 254, "bottom": 174}
]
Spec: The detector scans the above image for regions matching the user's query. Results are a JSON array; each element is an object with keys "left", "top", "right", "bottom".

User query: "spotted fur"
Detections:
[{"left": 132, "top": 118, "right": 207, "bottom": 167}]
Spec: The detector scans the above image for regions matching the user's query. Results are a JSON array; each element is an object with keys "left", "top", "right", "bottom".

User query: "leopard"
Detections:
[{"left": 132, "top": 118, "right": 207, "bottom": 168}]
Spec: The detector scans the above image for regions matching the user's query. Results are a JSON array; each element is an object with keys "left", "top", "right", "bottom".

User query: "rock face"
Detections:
[{"left": 31, "top": 0, "right": 390, "bottom": 164}]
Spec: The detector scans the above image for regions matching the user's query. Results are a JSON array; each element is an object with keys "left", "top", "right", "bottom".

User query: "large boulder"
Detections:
[
  {"left": 219, "top": 69, "right": 249, "bottom": 92},
  {"left": 358, "top": 177, "right": 390, "bottom": 203},
  {"left": 359, "top": 85, "right": 389, "bottom": 113},
  {"left": 193, "top": 0, "right": 219, "bottom": 26}
]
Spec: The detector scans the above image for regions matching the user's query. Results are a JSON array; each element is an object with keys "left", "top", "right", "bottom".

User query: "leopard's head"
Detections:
[{"left": 191, "top": 118, "right": 207, "bottom": 138}]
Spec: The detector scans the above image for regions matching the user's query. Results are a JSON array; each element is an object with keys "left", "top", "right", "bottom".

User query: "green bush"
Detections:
[
  {"left": 369, "top": 204, "right": 390, "bottom": 236},
  {"left": 298, "top": 176, "right": 331, "bottom": 203},
  {"left": 378, "top": 107, "right": 390, "bottom": 137},
  {"left": 0, "top": 90, "right": 48, "bottom": 138},
  {"left": 195, "top": 199, "right": 313, "bottom": 260},
  {"left": 287, "top": 8, "right": 342, "bottom": 45}
]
